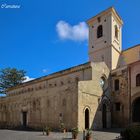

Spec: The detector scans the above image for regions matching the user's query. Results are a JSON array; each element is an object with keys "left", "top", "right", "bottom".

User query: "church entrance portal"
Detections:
[
  {"left": 22, "top": 112, "right": 27, "bottom": 127},
  {"left": 132, "top": 97, "right": 140, "bottom": 122},
  {"left": 85, "top": 108, "right": 89, "bottom": 129},
  {"left": 102, "top": 104, "right": 107, "bottom": 128}
]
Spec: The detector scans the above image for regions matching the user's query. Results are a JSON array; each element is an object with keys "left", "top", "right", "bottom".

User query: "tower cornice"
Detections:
[{"left": 87, "top": 7, "right": 123, "bottom": 26}]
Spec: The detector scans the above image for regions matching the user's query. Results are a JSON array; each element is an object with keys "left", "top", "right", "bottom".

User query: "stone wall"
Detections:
[
  {"left": 111, "top": 67, "right": 129, "bottom": 127},
  {"left": 0, "top": 62, "right": 92, "bottom": 130},
  {"left": 78, "top": 62, "right": 110, "bottom": 130}
]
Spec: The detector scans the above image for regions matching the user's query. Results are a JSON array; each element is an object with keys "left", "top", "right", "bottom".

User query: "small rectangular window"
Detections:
[
  {"left": 114, "top": 79, "right": 119, "bottom": 91},
  {"left": 115, "top": 103, "right": 120, "bottom": 111},
  {"left": 136, "top": 74, "right": 140, "bottom": 86}
]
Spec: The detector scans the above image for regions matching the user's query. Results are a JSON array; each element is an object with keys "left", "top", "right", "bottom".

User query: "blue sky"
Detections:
[{"left": 0, "top": 0, "right": 140, "bottom": 80}]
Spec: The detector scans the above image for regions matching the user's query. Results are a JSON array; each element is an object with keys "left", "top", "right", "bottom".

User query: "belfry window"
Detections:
[
  {"left": 115, "top": 25, "right": 119, "bottom": 39},
  {"left": 136, "top": 74, "right": 140, "bottom": 86},
  {"left": 114, "top": 79, "right": 119, "bottom": 91},
  {"left": 97, "top": 25, "right": 103, "bottom": 38}
]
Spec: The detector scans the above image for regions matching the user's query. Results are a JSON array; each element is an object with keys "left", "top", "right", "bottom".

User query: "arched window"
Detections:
[
  {"left": 97, "top": 25, "right": 103, "bottom": 38},
  {"left": 136, "top": 74, "right": 140, "bottom": 86},
  {"left": 115, "top": 25, "right": 119, "bottom": 39},
  {"left": 85, "top": 108, "right": 89, "bottom": 129},
  {"left": 114, "top": 79, "right": 119, "bottom": 91}
]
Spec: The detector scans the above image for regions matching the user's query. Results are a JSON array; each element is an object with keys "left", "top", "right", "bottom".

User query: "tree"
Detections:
[{"left": 0, "top": 68, "right": 26, "bottom": 93}]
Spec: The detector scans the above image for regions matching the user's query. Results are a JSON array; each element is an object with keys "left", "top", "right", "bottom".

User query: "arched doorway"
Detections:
[
  {"left": 102, "top": 104, "right": 107, "bottom": 128},
  {"left": 85, "top": 108, "right": 89, "bottom": 129},
  {"left": 132, "top": 97, "right": 140, "bottom": 122}
]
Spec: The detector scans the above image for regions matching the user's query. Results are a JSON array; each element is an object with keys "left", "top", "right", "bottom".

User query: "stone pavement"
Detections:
[{"left": 0, "top": 129, "right": 121, "bottom": 140}]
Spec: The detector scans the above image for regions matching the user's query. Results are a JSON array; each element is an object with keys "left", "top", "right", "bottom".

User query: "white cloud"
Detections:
[
  {"left": 56, "top": 20, "right": 88, "bottom": 41},
  {"left": 42, "top": 69, "right": 49, "bottom": 73},
  {"left": 23, "top": 76, "right": 34, "bottom": 83}
]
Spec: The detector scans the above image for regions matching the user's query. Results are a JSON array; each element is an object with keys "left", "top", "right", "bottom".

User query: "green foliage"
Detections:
[
  {"left": 44, "top": 126, "right": 51, "bottom": 132},
  {"left": 60, "top": 122, "right": 65, "bottom": 129},
  {"left": 0, "top": 68, "right": 26, "bottom": 93},
  {"left": 44, "top": 126, "right": 51, "bottom": 136},
  {"left": 71, "top": 127, "right": 79, "bottom": 134},
  {"left": 121, "top": 125, "right": 140, "bottom": 140},
  {"left": 86, "top": 129, "right": 92, "bottom": 137}
]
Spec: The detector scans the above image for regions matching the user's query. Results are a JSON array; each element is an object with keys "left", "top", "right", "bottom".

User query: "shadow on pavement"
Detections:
[{"left": 96, "top": 128, "right": 124, "bottom": 133}]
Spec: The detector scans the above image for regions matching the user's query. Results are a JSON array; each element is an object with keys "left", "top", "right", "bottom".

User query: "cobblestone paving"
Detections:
[{"left": 0, "top": 129, "right": 121, "bottom": 140}]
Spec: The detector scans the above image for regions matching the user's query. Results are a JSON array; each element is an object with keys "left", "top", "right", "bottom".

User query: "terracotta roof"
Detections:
[{"left": 122, "top": 44, "right": 140, "bottom": 52}]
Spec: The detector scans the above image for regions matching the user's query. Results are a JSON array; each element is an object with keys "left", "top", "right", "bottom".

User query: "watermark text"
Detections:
[{"left": 1, "top": 3, "right": 21, "bottom": 9}]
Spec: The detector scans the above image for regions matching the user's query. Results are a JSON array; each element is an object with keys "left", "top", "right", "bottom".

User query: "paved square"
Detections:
[{"left": 0, "top": 129, "right": 121, "bottom": 140}]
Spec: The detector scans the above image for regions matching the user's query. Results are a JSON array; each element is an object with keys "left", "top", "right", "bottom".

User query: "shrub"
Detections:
[
  {"left": 44, "top": 126, "right": 51, "bottom": 135},
  {"left": 60, "top": 122, "right": 66, "bottom": 132},
  {"left": 121, "top": 125, "right": 140, "bottom": 140},
  {"left": 71, "top": 127, "right": 79, "bottom": 134},
  {"left": 71, "top": 127, "right": 79, "bottom": 139},
  {"left": 86, "top": 129, "right": 92, "bottom": 137},
  {"left": 60, "top": 123, "right": 65, "bottom": 129}
]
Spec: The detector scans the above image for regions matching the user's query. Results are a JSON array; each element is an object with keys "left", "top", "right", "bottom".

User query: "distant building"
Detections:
[{"left": 0, "top": 7, "right": 140, "bottom": 130}]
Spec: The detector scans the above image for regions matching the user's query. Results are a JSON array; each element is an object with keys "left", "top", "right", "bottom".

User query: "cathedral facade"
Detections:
[{"left": 0, "top": 7, "right": 140, "bottom": 131}]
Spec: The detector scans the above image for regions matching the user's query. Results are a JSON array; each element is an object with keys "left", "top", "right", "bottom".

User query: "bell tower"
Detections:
[{"left": 87, "top": 7, "right": 123, "bottom": 70}]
